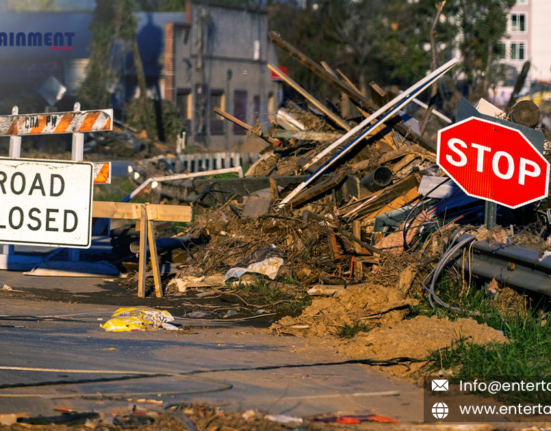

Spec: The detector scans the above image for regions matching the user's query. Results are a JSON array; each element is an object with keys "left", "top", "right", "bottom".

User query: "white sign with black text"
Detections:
[{"left": 0, "top": 158, "right": 94, "bottom": 248}]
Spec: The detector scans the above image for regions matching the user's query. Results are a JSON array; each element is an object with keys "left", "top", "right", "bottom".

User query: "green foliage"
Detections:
[
  {"left": 136, "top": 0, "right": 262, "bottom": 11},
  {"left": 0, "top": 94, "right": 42, "bottom": 116},
  {"left": 77, "top": 0, "right": 117, "bottom": 108},
  {"left": 7, "top": 0, "right": 59, "bottom": 11},
  {"left": 93, "top": 177, "right": 150, "bottom": 203},
  {"left": 337, "top": 321, "right": 370, "bottom": 339},
  {"left": 125, "top": 98, "right": 183, "bottom": 142},
  {"left": 270, "top": 0, "right": 515, "bottom": 98},
  {"left": 236, "top": 280, "right": 311, "bottom": 316},
  {"left": 430, "top": 310, "right": 551, "bottom": 405},
  {"left": 420, "top": 277, "right": 551, "bottom": 404}
]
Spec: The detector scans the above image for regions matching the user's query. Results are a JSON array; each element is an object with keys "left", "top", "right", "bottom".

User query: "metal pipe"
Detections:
[
  {"left": 360, "top": 167, "right": 393, "bottom": 192},
  {"left": 125, "top": 166, "right": 244, "bottom": 202}
]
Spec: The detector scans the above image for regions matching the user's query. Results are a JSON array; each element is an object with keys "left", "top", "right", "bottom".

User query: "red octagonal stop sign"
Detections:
[{"left": 437, "top": 117, "right": 550, "bottom": 209}]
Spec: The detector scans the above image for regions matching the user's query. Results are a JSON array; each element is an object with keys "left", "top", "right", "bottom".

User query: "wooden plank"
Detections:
[
  {"left": 352, "top": 220, "right": 364, "bottom": 277},
  {"left": 320, "top": 61, "right": 338, "bottom": 78},
  {"left": 269, "top": 31, "right": 435, "bottom": 151},
  {"left": 93, "top": 202, "right": 192, "bottom": 222},
  {"left": 268, "top": 64, "right": 350, "bottom": 131},
  {"left": 290, "top": 171, "right": 348, "bottom": 208},
  {"left": 271, "top": 130, "right": 342, "bottom": 141},
  {"left": 147, "top": 219, "right": 163, "bottom": 298},
  {"left": 390, "top": 153, "right": 417, "bottom": 174},
  {"left": 369, "top": 82, "right": 389, "bottom": 108},
  {"left": 213, "top": 107, "right": 279, "bottom": 146},
  {"left": 137, "top": 205, "right": 148, "bottom": 298},
  {"left": 350, "top": 175, "right": 420, "bottom": 221}
]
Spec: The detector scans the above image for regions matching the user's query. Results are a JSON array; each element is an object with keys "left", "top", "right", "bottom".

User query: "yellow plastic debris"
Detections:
[{"left": 101, "top": 307, "right": 177, "bottom": 332}]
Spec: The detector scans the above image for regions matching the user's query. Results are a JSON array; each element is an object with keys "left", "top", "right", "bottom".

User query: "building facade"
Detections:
[
  {"left": 164, "top": 2, "right": 279, "bottom": 150},
  {"left": 493, "top": 0, "right": 551, "bottom": 103},
  {"left": 0, "top": 1, "right": 279, "bottom": 151}
]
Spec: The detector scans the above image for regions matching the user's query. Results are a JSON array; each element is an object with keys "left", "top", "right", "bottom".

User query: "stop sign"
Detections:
[{"left": 437, "top": 117, "right": 550, "bottom": 209}]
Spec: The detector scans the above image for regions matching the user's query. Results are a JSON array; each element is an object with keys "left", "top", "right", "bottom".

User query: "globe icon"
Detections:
[{"left": 432, "top": 402, "right": 449, "bottom": 419}]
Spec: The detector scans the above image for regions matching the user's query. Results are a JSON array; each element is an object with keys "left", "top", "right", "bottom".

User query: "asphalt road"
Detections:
[{"left": 0, "top": 271, "right": 424, "bottom": 422}]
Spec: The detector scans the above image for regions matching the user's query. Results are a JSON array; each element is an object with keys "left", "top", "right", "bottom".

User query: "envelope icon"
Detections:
[{"left": 432, "top": 379, "right": 449, "bottom": 391}]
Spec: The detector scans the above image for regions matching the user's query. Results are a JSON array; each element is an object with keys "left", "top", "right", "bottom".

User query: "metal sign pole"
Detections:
[
  {"left": 2, "top": 106, "right": 21, "bottom": 256},
  {"left": 69, "top": 102, "right": 84, "bottom": 262},
  {"left": 484, "top": 201, "right": 497, "bottom": 229}
]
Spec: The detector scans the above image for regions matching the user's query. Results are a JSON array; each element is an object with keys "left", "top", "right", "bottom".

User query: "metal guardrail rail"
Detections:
[{"left": 452, "top": 233, "right": 551, "bottom": 295}]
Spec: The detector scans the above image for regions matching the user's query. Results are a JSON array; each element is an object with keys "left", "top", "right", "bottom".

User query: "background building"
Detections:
[
  {"left": 493, "top": 0, "right": 551, "bottom": 104},
  {"left": 0, "top": 1, "right": 279, "bottom": 151}
]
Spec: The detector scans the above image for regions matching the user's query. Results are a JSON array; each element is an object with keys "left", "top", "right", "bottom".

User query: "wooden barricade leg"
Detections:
[
  {"left": 137, "top": 204, "right": 148, "bottom": 298},
  {"left": 147, "top": 218, "right": 163, "bottom": 298},
  {"left": 352, "top": 220, "right": 363, "bottom": 278}
]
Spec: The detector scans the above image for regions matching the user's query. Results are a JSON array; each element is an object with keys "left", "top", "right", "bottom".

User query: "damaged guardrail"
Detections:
[{"left": 451, "top": 233, "right": 551, "bottom": 295}]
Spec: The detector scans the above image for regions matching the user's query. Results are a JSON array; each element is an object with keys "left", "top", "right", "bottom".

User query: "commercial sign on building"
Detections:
[{"left": 0, "top": 158, "right": 94, "bottom": 248}]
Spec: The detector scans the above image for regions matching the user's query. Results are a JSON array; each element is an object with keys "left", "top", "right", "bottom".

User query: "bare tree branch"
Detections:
[{"left": 420, "top": 0, "right": 446, "bottom": 137}]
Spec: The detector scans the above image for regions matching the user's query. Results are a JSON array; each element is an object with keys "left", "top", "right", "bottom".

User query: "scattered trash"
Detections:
[
  {"left": 225, "top": 256, "right": 284, "bottom": 281},
  {"left": 17, "top": 411, "right": 100, "bottom": 426},
  {"left": 265, "top": 414, "right": 303, "bottom": 424},
  {"left": 2, "top": 285, "right": 13, "bottom": 291},
  {"left": 312, "top": 414, "right": 398, "bottom": 424},
  {"left": 101, "top": 307, "right": 178, "bottom": 332}
]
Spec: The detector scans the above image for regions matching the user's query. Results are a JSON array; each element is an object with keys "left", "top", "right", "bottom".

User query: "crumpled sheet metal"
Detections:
[{"left": 224, "top": 257, "right": 284, "bottom": 281}]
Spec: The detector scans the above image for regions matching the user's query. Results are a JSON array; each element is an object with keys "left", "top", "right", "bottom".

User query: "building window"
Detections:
[
  {"left": 498, "top": 42, "right": 507, "bottom": 60},
  {"left": 268, "top": 92, "right": 275, "bottom": 121},
  {"left": 233, "top": 90, "right": 247, "bottom": 135},
  {"left": 210, "top": 89, "right": 225, "bottom": 135},
  {"left": 517, "top": 0, "right": 527, "bottom": 4},
  {"left": 253, "top": 95, "right": 260, "bottom": 124},
  {"left": 510, "top": 42, "right": 526, "bottom": 60},
  {"left": 176, "top": 89, "right": 192, "bottom": 129},
  {"left": 510, "top": 13, "right": 526, "bottom": 32}
]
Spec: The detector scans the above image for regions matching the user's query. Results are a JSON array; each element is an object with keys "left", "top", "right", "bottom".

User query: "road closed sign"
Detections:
[{"left": 0, "top": 158, "right": 94, "bottom": 248}]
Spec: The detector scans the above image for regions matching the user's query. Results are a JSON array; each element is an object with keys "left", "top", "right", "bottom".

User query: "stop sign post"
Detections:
[{"left": 437, "top": 116, "right": 550, "bottom": 225}]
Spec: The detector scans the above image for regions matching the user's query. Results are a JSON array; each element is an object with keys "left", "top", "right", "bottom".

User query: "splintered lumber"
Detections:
[
  {"left": 268, "top": 64, "right": 350, "bottom": 131},
  {"left": 137, "top": 205, "right": 148, "bottom": 298},
  {"left": 213, "top": 107, "right": 280, "bottom": 146},
  {"left": 349, "top": 144, "right": 436, "bottom": 173},
  {"left": 269, "top": 31, "right": 436, "bottom": 151},
  {"left": 320, "top": 61, "right": 338, "bottom": 78},
  {"left": 289, "top": 171, "right": 348, "bottom": 208},
  {"left": 369, "top": 82, "right": 389, "bottom": 107},
  {"left": 93, "top": 202, "right": 192, "bottom": 222},
  {"left": 147, "top": 219, "right": 163, "bottom": 298},
  {"left": 336, "top": 69, "right": 370, "bottom": 117},
  {"left": 278, "top": 58, "right": 459, "bottom": 208},
  {"left": 271, "top": 130, "right": 342, "bottom": 141},
  {"left": 350, "top": 175, "right": 421, "bottom": 222}
]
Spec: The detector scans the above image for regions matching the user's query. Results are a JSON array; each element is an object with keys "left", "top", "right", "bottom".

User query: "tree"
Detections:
[
  {"left": 269, "top": 0, "right": 514, "bottom": 108},
  {"left": 452, "top": 0, "right": 515, "bottom": 98},
  {"left": 7, "top": 0, "right": 58, "bottom": 10},
  {"left": 77, "top": 0, "right": 116, "bottom": 108},
  {"left": 116, "top": 0, "right": 156, "bottom": 139}
]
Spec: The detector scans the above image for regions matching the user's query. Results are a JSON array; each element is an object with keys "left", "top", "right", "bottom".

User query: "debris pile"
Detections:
[{"left": 120, "top": 32, "right": 551, "bottom": 380}]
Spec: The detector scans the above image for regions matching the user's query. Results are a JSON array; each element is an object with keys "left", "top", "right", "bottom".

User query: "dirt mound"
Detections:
[
  {"left": 272, "top": 283, "right": 418, "bottom": 337},
  {"left": 338, "top": 315, "right": 507, "bottom": 376}
]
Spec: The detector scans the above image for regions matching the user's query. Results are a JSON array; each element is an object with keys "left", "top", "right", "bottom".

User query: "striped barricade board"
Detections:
[{"left": 0, "top": 109, "right": 113, "bottom": 136}]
